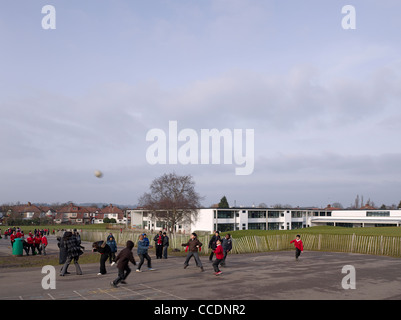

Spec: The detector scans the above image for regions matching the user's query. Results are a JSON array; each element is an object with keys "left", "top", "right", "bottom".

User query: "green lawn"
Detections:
[{"left": 227, "top": 226, "right": 401, "bottom": 238}]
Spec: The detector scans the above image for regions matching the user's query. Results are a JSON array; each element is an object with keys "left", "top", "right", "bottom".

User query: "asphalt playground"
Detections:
[{"left": 1, "top": 235, "right": 401, "bottom": 300}]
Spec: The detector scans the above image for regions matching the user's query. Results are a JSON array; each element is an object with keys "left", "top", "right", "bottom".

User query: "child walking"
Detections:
[
  {"left": 182, "top": 233, "right": 204, "bottom": 272},
  {"left": 212, "top": 239, "right": 224, "bottom": 275},
  {"left": 110, "top": 240, "right": 136, "bottom": 287},
  {"left": 290, "top": 235, "right": 304, "bottom": 261}
]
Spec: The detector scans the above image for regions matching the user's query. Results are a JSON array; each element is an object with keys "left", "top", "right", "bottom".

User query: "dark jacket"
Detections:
[
  {"left": 209, "top": 235, "right": 221, "bottom": 250},
  {"left": 182, "top": 238, "right": 202, "bottom": 252},
  {"left": 92, "top": 241, "right": 111, "bottom": 255},
  {"left": 107, "top": 238, "right": 118, "bottom": 253},
  {"left": 163, "top": 235, "right": 169, "bottom": 247},
  {"left": 58, "top": 233, "right": 68, "bottom": 264},
  {"left": 64, "top": 234, "right": 82, "bottom": 258},
  {"left": 115, "top": 241, "right": 136, "bottom": 269},
  {"left": 222, "top": 237, "right": 232, "bottom": 252}
]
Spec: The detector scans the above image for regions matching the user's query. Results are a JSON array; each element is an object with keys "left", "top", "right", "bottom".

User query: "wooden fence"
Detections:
[
  {"left": 80, "top": 230, "right": 401, "bottom": 258},
  {"left": 231, "top": 233, "right": 401, "bottom": 258}
]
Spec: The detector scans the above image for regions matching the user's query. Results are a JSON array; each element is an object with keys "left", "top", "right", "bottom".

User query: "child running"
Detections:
[
  {"left": 212, "top": 239, "right": 224, "bottom": 275},
  {"left": 290, "top": 235, "right": 304, "bottom": 261},
  {"left": 110, "top": 240, "right": 136, "bottom": 287},
  {"left": 136, "top": 234, "right": 155, "bottom": 272}
]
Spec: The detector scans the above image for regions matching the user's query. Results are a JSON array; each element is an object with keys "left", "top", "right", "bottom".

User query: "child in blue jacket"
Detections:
[{"left": 136, "top": 234, "right": 155, "bottom": 272}]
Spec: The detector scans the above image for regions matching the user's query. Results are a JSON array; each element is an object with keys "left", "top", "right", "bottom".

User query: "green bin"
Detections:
[{"left": 12, "top": 238, "right": 23, "bottom": 256}]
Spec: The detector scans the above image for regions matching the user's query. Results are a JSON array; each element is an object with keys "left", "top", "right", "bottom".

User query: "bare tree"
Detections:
[{"left": 138, "top": 173, "right": 203, "bottom": 234}]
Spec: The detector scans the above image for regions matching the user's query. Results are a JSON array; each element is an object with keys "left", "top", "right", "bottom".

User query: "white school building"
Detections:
[{"left": 127, "top": 207, "right": 401, "bottom": 233}]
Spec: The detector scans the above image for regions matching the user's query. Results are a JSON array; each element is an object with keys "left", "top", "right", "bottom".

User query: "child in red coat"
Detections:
[
  {"left": 212, "top": 239, "right": 224, "bottom": 275},
  {"left": 290, "top": 235, "right": 304, "bottom": 261}
]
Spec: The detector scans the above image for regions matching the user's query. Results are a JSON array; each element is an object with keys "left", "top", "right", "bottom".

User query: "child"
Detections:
[
  {"left": 111, "top": 240, "right": 136, "bottom": 287},
  {"left": 60, "top": 232, "right": 83, "bottom": 276},
  {"left": 136, "top": 234, "right": 155, "bottom": 272},
  {"left": 106, "top": 233, "right": 118, "bottom": 265},
  {"left": 290, "top": 235, "right": 304, "bottom": 261},
  {"left": 212, "top": 239, "right": 224, "bottom": 275},
  {"left": 41, "top": 234, "right": 48, "bottom": 256},
  {"left": 34, "top": 234, "right": 42, "bottom": 255},
  {"left": 208, "top": 231, "right": 221, "bottom": 262},
  {"left": 181, "top": 233, "right": 204, "bottom": 272},
  {"left": 92, "top": 240, "right": 112, "bottom": 275},
  {"left": 26, "top": 234, "right": 35, "bottom": 255},
  {"left": 221, "top": 233, "right": 232, "bottom": 267}
]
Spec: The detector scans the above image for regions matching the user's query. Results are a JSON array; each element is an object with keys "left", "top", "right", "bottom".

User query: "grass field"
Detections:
[
  {"left": 4, "top": 225, "right": 401, "bottom": 237},
  {"left": 228, "top": 226, "right": 401, "bottom": 238}
]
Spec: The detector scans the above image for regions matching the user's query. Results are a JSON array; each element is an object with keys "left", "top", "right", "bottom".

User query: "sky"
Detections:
[{"left": 0, "top": 0, "right": 400, "bottom": 208}]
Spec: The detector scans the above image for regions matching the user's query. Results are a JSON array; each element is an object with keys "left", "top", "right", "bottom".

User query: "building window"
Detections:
[
  {"left": 268, "top": 211, "right": 281, "bottom": 218},
  {"left": 217, "top": 223, "right": 235, "bottom": 232},
  {"left": 291, "top": 222, "right": 303, "bottom": 229},
  {"left": 248, "top": 223, "right": 266, "bottom": 230},
  {"left": 268, "top": 222, "right": 280, "bottom": 230},
  {"left": 217, "top": 210, "right": 235, "bottom": 219},
  {"left": 336, "top": 223, "right": 354, "bottom": 228},
  {"left": 291, "top": 212, "right": 303, "bottom": 218},
  {"left": 366, "top": 211, "right": 390, "bottom": 217},
  {"left": 248, "top": 211, "right": 266, "bottom": 219}
]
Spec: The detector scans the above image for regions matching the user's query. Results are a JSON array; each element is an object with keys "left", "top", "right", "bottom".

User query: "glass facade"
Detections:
[
  {"left": 366, "top": 211, "right": 390, "bottom": 217},
  {"left": 217, "top": 210, "right": 236, "bottom": 219},
  {"left": 268, "top": 211, "right": 281, "bottom": 218},
  {"left": 268, "top": 222, "right": 280, "bottom": 230},
  {"left": 248, "top": 211, "right": 266, "bottom": 219},
  {"left": 248, "top": 222, "right": 266, "bottom": 230},
  {"left": 216, "top": 223, "right": 235, "bottom": 232}
]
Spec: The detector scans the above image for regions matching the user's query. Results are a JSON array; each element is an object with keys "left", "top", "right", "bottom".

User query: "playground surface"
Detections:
[{"left": 1, "top": 233, "right": 401, "bottom": 300}]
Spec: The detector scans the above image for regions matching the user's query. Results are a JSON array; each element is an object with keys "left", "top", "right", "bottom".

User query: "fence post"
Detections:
[{"left": 351, "top": 233, "right": 355, "bottom": 253}]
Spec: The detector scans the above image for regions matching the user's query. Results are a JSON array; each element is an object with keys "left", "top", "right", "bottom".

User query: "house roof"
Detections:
[
  {"left": 12, "top": 203, "right": 42, "bottom": 214},
  {"left": 57, "top": 203, "right": 90, "bottom": 214},
  {"left": 100, "top": 204, "right": 124, "bottom": 215}
]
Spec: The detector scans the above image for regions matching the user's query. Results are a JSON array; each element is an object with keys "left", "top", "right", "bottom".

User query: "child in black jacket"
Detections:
[
  {"left": 92, "top": 240, "right": 112, "bottom": 275},
  {"left": 111, "top": 240, "right": 136, "bottom": 287}
]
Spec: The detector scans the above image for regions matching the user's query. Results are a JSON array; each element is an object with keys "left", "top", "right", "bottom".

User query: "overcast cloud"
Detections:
[{"left": 0, "top": 0, "right": 400, "bottom": 208}]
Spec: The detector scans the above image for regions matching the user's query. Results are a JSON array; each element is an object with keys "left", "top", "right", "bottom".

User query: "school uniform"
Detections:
[
  {"left": 212, "top": 244, "right": 224, "bottom": 274},
  {"left": 290, "top": 238, "right": 304, "bottom": 260},
  {"left": 34, "top": 236, "right": 42, "bottom": 254},
  {"left": 41, "top": 236, "right": 48, "bottom": 255}
]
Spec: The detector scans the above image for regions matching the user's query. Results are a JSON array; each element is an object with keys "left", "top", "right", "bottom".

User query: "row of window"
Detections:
[
  {"left": 214, "top": 210, "right": 332, "bottom": 219},
  {"left": 214, "top": 222, "right": 306, "bottom": 232}
]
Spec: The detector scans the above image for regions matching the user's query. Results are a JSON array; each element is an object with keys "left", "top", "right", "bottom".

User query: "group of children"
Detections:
[
  {"left": 58, "top": 229, "right": 304, "bottom": 287},
  {"left": 1, "top": 227, "right": 49, "bottom": 256}
]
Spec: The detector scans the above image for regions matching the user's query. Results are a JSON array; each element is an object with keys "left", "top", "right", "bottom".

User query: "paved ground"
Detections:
[{"left": 1, "top": 236, "right": 401, "bottom": 300}]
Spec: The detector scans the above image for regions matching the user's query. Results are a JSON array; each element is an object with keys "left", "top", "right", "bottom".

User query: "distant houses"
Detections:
[{"left": 1, "top": 202, "right": 129, "bottom": 226}]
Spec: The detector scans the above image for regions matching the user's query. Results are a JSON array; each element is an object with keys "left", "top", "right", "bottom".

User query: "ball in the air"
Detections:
[{"left": 94, "top": 170, "right": 103, "bottom": 178}]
